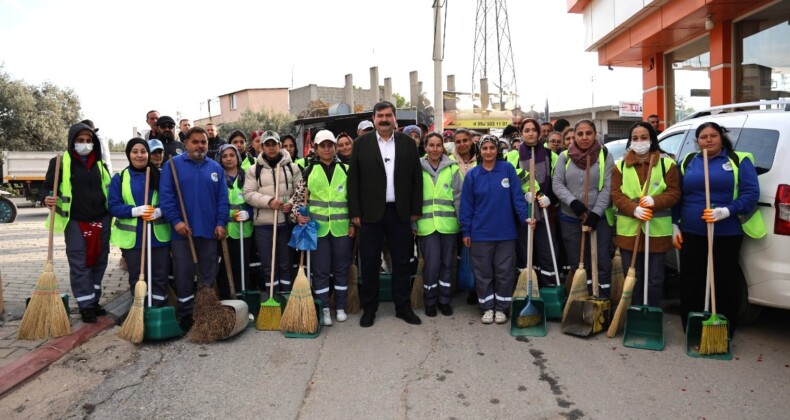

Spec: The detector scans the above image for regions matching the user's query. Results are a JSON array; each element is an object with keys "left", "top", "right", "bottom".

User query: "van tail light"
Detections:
[{"left": 775, "top": 184, "right": 790, "bottom": 236}]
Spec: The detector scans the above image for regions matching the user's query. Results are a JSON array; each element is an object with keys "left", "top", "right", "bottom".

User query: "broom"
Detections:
[
  {"left": 345, "top": 237, "right": 361, "bottom": 314},
  {"left": 515, "top": 149, "right": 540, "bottom": 300},
  {"left": 280, "top": 251, "right": 319, "bottom": 334},
  {"left": 610, "top": 249, "right": 624, "bottom": 309},
  {"left": 257, "top": 167, "right": 283, "bottom": 330},
  {"left": 607, "top": 154, "right": 654, "bottom": 337},
  {"left": 561, "top": 156, "right": 592, "bottom": 322},
  {"left": 517, "top": 155, "right": 541, "bottom": 328},
  {"left": 699, "top": 148, "right": 728, "bottom": 355},
  {"left": 117, "top": 168, "right": 151, "bottom": 344},
  {"left": 18, "top": 153, "right": 71, "bottom": 340},
  {"left": 410, "top": 247, "right": 424, "bottom": 308},
  {"left": 188, "top": 285, "right": 236, "bottom": 343}
]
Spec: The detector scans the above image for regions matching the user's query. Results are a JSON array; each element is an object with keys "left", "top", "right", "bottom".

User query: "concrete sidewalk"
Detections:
[{"left": 0, "top": 221, "right": 130, "bottom": 369}]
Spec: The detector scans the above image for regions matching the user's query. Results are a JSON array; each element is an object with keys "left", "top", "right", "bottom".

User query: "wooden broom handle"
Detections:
[
  {"left": 140, "top": 167, "right": 150, "bottom": 275},
  {"left": 702, "top": 149, "right": 718, "bottom": 314},
  {"left": 527, "top": 147, "right": 536, "bottom": 274},
  {"left": 268, "top": 167, "right": 281, "bottom": 297},
  {"left": 47, "top": 153, "right": 62, "bottom": 263},
  {"left": 628, "top": 154, "right": 657, "bottom": 269},
  {"left": 168, "top": 158, "right": 198, "bottom": 264},
  {"left": 221, "top": 238, "right": 236, "bottom": 296}
]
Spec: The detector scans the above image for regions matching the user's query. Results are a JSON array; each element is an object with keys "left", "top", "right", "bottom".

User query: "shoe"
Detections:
[
  {"left": 360, "top": 311, "right": 376, "bottom": 328},
  {"left": 80, "top": 308, "right": 97, "bottom": 324},
  {"left": 481, "top": 310, "right": 494, "bottom": 324},
  {"left": 323, "top": 308, "right": 333, "bottom": 326},
  {"left": 466, "top": 290, "right": 478, "bottom": 305},
  {"left": 395, "top": 307, "right": 422, "bottom": 325},
  {"left": 179, "top": 315, "right": 194, "bottom": 333},
  {"left": 424, "top": 305, "right": 437, "bottom": 317},
  {"left": 438, "top": 303, "right": 453, "bottom": 316},
  {"left": 495, "top": 311, "right": 508, "bottom": 324},
  {"left": 336, "top": 309, "right": 347, "bottom": 322},
  {"left": 93, "top": 303, "right": 107, "bottom": 316}
]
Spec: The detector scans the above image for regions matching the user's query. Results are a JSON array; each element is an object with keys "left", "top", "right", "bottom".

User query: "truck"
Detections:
[{"left": 0, "top": 151, "right": 127, "bottom": 223}]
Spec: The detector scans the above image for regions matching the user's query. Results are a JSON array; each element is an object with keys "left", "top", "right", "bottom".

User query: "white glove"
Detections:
[
  {"left": 703, "top": 207, "right": 730, "bottom": 222},
  {"left": 524, "top": 192, "right": 535, "bottom": 203},
  {"left": 145, "top": 208, "right": 162, "bottom": 221},
  {"left": 235, "top": 210, "right": 250, "bottom": 222},
  {"left": 131, "top": 205, "right": 153, "bottom": 218},
  {"left": 639, "top": 196, "right": 655, "bottom": 208},
  {"left": 537, "top": 195, "right": 551, "bottom": 208},
  {"left": 633, "top": 206, "right": 653, "bottom": 221}
]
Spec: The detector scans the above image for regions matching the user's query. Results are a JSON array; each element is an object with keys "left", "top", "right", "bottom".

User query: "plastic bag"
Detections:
[
  {"left": 288, "top": 206, "right": 318, "bottom": 251},
  {"left": 457, "top": 247, "right": 475, "bottom": 291}
]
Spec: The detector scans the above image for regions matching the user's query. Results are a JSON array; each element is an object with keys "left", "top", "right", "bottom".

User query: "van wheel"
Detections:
[
  {"left": 737, "top": 276, "right": 762, "bottom": 325},
  {"left": 0, "top": 196, "right": 17, "bottom": 223}
]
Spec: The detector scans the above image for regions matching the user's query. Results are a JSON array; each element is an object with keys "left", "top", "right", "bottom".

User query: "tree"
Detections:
[
  {"left": 0, "top": 67, "right": 82, "bottom": 151},
  {"left": 218, "top": 109, "right": 295, "bottom": 139},
  {"left": 393, "top": 93, "right": 410, "bottom": 109}
]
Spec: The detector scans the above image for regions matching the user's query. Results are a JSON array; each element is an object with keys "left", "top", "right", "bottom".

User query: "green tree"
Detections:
[
  {"left": 0, "top": 67, "right": 81, "bottom": 151},
  {"left": 218, "top": 109, "right": 295, "bottom": 138},
  {"left": 393, "top": 93, "right": 410, "bottom": 109}
]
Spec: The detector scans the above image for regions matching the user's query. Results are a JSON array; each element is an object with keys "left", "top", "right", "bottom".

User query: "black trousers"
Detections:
[
  {"left": 216, "top": 236, "right": 252, "bottom": 300},
  {"left": 359, "top": 204, "right": 414, "bottom": 311},
  {"left": 680, "top": 232, "right": 743, "bottom": 334}
]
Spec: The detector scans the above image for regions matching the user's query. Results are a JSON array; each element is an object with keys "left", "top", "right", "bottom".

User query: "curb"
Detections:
[{"left": 0, "top": 291, "right": 132, "bottom": 397}]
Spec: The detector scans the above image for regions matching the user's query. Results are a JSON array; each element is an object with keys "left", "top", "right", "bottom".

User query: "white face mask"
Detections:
[
  {"left": 630, "top": 141, "right": 651, "bottom": 156},
  {"left": 75, "top": 143, "right": 93, "bottom": 156}
]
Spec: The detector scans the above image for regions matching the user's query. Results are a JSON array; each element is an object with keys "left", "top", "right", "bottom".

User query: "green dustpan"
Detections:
[
  {"left": 510, "top": 297, "right": 547, "bottom": 337},
  {"left": 237, "top": 291, "right": 261, "bottom": 321},
  {"left": 540, "top": 286, "right": 566, "bottom": 320},
  {"left": 623, "top": 305, "right": 664, "bottom": 350},
  {"left": 144, "top": 306, "right": 183, "bottom": 340},
  {"left": 685, "top": 311, "right": 732, "bottom": 360},
  {"left": 280, "top": 295, "right": 323, "bottom": 339}
]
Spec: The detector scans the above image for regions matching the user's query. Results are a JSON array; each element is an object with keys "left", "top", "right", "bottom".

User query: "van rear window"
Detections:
[{"left": 733, "top": 128, "right": 779, "bottom": 175}]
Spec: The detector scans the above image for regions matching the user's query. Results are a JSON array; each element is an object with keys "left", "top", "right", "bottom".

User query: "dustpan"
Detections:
[
  {"left": 623, "top": 220, "right": 664, "bottom": 351},
  {"left": 143, "top": 224, "right": 182, "bottom": 340},
  {"left": 510, "top": 297, "right": 547, "bottom": 337},
  {"left": 563, "top": 230, "right": 611, "bottom": 336},
  {"left": 538, "top": 208, "right": 565, "bottom": 319}
]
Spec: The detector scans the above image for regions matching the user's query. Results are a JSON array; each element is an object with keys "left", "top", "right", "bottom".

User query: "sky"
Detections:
[{"left": 0, "top": 0, "right": 644, "bottom": 143}]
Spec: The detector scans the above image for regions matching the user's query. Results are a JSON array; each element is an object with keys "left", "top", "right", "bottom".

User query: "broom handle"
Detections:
[
  {"left": 644, "top": 221, "right": 649, "bottom": 306},
  {"left": 168, "top": 158, "right": 199, "bottom": 264},
  {"left": 140, "top": 168, "right": 150, "bottom": 276},
  {"left": 702, "top": 149, "right": 717, "bottom": 315},
  {"left": 632, "top": 154, "right": 655, "bottom": 289},
  {"left": 269, "top": 167, "right": 281, "bottom": 298},
  {"left": 527, "top": 147, "right": 536, "bottom": 283},
  {"left": 47, "top": 153, "right": 62, "bottom": 263},
  {"left": 147, "top": 223, "right": 152, "bottom": 307},
  {"left": 577, "top": 155, "right": 591, "bottom": 268},
  {"left": 591, "top": 230, "right": 599, "bottom": 297},
  {"left": 240, "top": 220, "right": 246, "bottom": 292},
  {"left": 542, "top": 208, "right": 561, "bottom": 287},
  {"left": 221, "top": 238, "right": 236, "bottom": 297}
]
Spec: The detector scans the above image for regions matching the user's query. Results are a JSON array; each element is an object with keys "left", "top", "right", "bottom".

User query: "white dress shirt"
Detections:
[{"left": 376, "top": 131, "right": 396, "bottom": 203}]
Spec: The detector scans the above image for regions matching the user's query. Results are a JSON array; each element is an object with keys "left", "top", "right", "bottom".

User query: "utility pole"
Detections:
[
  {"left": 433, "top": 0, "right": 444, "bottom": 130},
  {"left": 472, "top": 0, "right": 517, "bottom": 111}
]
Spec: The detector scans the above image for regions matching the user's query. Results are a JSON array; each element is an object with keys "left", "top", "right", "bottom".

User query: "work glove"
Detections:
[
  {"left": 703, "top": 207, "right": 730, "bottom": 223},
  {"left": 537, "top": 194, "right": 551, "bottom": 208},
  {"left": 143, "top": 208, "right": 162, "bottom": 221},
  {"left": 234, "top": 210, "right": 250, "bottom": 222},
  {"left": 672, "top": 224, "right": 683, "bottom": 249},
  {"left": 633, "top": 206, "right": 653, "bottom": 221},
  {"left": 569, "top": 200, "right": 588, "bottom": 217},
  {"left": 131, "top": 205, "right": 154, "bottom": 218},
  {"left": 524, "top": 192, "right": 535, "bottom": 203},
  {"left": 639, "top": 196, "right": 655, "bottom": 208},
  {"left": 583, "top": 212, "right": 600, "bottom": 231}
]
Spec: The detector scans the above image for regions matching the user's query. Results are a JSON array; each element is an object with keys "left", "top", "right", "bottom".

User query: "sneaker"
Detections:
[
  {"left": 336, "top": 309, "right": 347, "bottom": 322},
  {"left": 438, "top": 303, "right": 453, "bottom": 316},
  {"left": 481, "top": 310, "right": 494, "bottom": 324},
  {"left": 322, "top": 308, "right": 333, "bottom": 326},
  {"left": 80, "top": 308, "right": 97, "bottom": 324},
  {"left": 495, "top": 311, "right": 508, "bottom": 324}
]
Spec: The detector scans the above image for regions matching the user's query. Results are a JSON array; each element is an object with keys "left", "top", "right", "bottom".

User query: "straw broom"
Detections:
[
  {"left": 561, "top": 156, "right": 592, "bottom": 322},
  {"left": 699, "top": 149, "right": 728, "bottom": 354},
  {"left": 345, "top": 238, "right": 360, "bottom": 314},
  {"left": 257, "top": 167, "right": 284, "bottom": 330},
  {"left": 118, "top": 168, "right": 151, "bottom": 343},
  {"left": 517, "top": 151, "right": 541, "bottom": 327},
  {"left": 410, "top": 249, "right": 424, "bottom": 308},
  {"left": 515, "top": 151, "right": 540, "bottom": 300},
  {"left": 280, "top": 251, "right": 319, "bottom": 334},
  {"left": 19, "top": 153, "right": 71, "bottom": 340},
  {"left": 610, "top": 249, "right": 624, "bottom": 309}
]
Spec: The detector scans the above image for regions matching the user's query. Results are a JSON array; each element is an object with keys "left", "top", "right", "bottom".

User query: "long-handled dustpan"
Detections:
[
  {"left": 623, "top": 220, "right": 664, "bottom": 350},
  {"left": 511, "top": 179, "right": 547, "bottom": 337},
  {"left": 564, "top": 231, "right": 611, "bottom": 336},
  {"left": 144, "top": 223, "right": 183, "bottom": 340},
  {"left": 539, "top": 207, "right": 565, "bottom": 319}
]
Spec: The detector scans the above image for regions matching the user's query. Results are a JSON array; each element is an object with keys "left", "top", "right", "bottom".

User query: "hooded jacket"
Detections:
[
  {"left": 42, "top": 123, "right": 110, "bottom": 222},
  {"left": 243, "top": 149, "right": 302, "bottom": 226}
]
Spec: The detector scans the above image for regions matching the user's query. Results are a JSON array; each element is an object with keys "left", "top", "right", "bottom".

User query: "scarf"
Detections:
[
  {"left": 78, "top": 221, "right": 103, "bottom": 267},
  {"left": 567, "top": 139, "right": 602, "bottom": 169},
  {"left": 452, "top": 149, "right": 476, "bottom": 178}
]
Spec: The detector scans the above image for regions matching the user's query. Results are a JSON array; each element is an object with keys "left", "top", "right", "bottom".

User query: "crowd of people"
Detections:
[{"left": 41, "top": 102, "right": 761, "bottom": 338}]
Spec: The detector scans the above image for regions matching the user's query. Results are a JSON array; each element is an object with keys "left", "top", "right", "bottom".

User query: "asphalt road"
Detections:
[
  {"left": 6, "top": 197, "right": 48, "bottom": 223},
  {"left": 28, "top": 299, "right": 790, "bottom": 420}
]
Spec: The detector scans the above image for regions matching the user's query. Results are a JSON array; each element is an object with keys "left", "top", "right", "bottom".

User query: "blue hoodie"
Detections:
[
  {"left": 459, "top": 160, "right": 528, "bottom": 241},
  {"left": 108, "top": 169, "right": 168, "bottom": 249},
  {"left": 159, "top": 153, "right": 230, "bottom": 240}
]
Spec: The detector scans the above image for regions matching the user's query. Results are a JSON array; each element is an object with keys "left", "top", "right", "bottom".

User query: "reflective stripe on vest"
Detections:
[
  {"left": 227, "top": 177, "right": 253, "bottom": 239},
  {"left": 308, "top": 163, "right": 349, "bottom": 238},
  {"left": 615, "top": 157, "right": 674, "bottom": 237},
  {"left": 110, "top": 169, "right": 170, "bottom": 248},
  {"left": 47, "top": 152, "right": 111, "bottom": 233},
  {"left": 417, "top": 165, "right": 459, "bottom": 235}
]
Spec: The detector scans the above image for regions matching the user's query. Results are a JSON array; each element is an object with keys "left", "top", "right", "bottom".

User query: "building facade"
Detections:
[
  {"left": 193, "top": 87, "right": 290, "bottom": 127},
  {"left": 569, "top": 0, "right": 790, "bottom": 129}
]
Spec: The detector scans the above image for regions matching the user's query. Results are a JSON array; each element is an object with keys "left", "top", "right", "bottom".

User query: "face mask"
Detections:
[
  {"left": 630, "top": 141, "right": 650, "bottom": 156},
  {"left": 75, "top": 143, "right": 93, "bottom": 156}
]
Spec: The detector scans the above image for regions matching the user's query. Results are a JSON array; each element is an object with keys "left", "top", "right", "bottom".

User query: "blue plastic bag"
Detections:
[
  {"left": 288, "top": 206, "right": 318, "bottom": 251},
  {"left": 457, "top": 247, "right": 475, "bottom": 291}
]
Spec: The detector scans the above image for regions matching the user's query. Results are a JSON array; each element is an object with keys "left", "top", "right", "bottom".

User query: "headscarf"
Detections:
[
  {"left": 215, "top": 143, "right": 245, "bottom": 188},
  {"left": 125, "top": 137, "right": 159, "bottom": 189}
]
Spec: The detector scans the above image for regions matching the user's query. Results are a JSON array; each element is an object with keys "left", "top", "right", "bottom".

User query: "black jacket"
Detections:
[{"left": 347, "top": 131, "right": 422, "bottom": 223}]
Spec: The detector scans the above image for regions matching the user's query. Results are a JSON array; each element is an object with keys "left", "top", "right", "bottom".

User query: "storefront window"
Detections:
[
  {"left": 664, "top": 36, "right": 710, "bottom": 127},
  {"left": 735, "top": 1, "right": 790, "bottom": 103}
]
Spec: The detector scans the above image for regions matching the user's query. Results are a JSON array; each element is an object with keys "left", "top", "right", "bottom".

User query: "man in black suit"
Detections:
[{"left": 348, "top": 101, "right": 423, "bottom": 327}]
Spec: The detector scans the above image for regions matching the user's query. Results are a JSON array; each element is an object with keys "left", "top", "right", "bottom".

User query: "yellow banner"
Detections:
[{"left": 445, "top": 119, "right": 511, "bottom": 129}]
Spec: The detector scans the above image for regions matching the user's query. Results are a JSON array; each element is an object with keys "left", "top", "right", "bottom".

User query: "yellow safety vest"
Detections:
[
  {"left": 417, "top": 165, "right": 459, "bottom": 236},
  {"left": 110, "top": 168, "right": 171, "bottom": 248},
  {"left": 615, "top": 157, "right": 674, "bottom": 237},
  {"left": 562, "top": 149, "right": 615, "bottom": 226},
  {"left": 308, "top": 163, "right": 350, "bottom": 238},
  {"left": 47, "top": 152, "right": 111, "bottom": 233},
  {"left": 241, "top": 155, "right": 254, "bottom": 172},
  {"left": 227, "top": 176, "right": 253, "bottom": 239}
]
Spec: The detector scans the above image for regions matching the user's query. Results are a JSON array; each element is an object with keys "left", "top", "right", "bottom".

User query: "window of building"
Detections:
[
  {"left": 734, "top": 1, "right": 790, "bottom": 103},
  {"left": 230, "top": 94, "right": 237, "bottom": 110},
  {"left": 665, "top": 36, "right": 710, "bottom": 128}
]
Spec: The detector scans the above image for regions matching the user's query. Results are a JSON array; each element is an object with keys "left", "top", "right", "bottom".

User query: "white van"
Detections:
[{"left": 658, "top": 100, "right": 790, "bottom": 323}]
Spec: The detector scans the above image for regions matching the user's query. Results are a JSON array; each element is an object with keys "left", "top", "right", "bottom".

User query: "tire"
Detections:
[
  {"left": 0, "top": 196, "right": 17, "bottom": 223},
  {"left": 737, "top": 276, "right": 762, "bottom": 325}
]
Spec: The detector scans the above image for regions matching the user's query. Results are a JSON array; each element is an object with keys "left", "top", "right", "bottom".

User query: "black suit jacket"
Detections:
[{"left": 348, "top": 131, "right": 423, "bottom": 223}]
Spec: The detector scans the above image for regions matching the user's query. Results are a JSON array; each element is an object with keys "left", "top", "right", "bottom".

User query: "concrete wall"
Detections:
[{"left": 289, "top": 85, "right": 382, "bottom": 116}]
